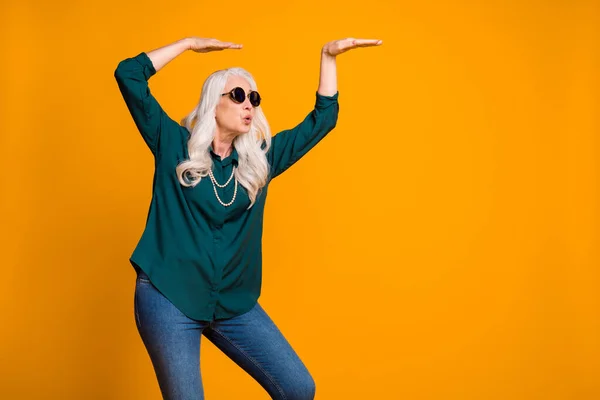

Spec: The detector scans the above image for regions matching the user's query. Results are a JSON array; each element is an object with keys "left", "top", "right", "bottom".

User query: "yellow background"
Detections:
[{"left": 1, "top": 0, "right": 598, "bottom": 398}]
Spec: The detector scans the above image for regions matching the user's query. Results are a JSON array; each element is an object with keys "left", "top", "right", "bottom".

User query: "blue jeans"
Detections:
[{"left": 133, "top": 267, "right": 316, "bottom": 400}]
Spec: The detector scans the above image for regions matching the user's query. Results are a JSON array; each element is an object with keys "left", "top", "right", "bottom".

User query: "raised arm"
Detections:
[
  {"left": 114, "top": 37, "right": 242, "bottom": 157},
  {"left": 268, "top": 38, "right": 382, "bottom": 180}
]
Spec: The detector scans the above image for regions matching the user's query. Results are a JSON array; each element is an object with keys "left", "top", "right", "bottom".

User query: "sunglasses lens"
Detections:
[
  {"left": 249, "top": 91, "right": 261, "bottom": 107},
  {"left": 230, "top": 87, "right": 245, "bottom": 103}
]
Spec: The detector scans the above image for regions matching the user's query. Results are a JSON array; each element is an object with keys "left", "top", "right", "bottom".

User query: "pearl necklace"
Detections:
[{"left": 207, "top": 166, "right": 237, "bottom": 207}]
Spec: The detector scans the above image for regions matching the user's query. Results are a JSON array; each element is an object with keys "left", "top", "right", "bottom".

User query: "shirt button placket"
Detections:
[
  {"left": 211, "top": 161, "right": 227, "bottom": 316},
  {"left": 212, "top": 219, "right": 224, "bottom": 297}
]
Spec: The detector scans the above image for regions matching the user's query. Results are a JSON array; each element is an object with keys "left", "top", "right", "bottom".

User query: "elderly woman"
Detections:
[{"left": 114, "top": 36, "right": 382, "bottom": 400}]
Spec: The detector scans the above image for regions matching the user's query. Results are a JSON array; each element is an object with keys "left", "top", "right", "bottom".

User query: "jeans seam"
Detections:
[
  {"left": 211, "top": 327, "right": 287, "bottom": 400},
  {"left": 134, "top": 286, "right": 142, "bottom": 329}
]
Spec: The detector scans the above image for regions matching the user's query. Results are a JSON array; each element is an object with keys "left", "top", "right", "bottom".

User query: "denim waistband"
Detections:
[{"left": 134, "top": 263, "right": 150, "bottom": 280}]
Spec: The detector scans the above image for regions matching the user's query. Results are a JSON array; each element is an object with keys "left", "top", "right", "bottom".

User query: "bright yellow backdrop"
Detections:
[{"left": 1, "top": 0, "right": 598, "bottom": 399}]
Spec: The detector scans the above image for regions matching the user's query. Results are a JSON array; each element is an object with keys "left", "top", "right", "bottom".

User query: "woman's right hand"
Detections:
[{"left": 187, "top": 37, "right": 243, "bottom": 53}]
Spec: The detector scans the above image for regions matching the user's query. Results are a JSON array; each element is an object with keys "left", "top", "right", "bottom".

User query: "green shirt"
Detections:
[{"left": 114, "top": 52, "right": 339, "bottom": 321}]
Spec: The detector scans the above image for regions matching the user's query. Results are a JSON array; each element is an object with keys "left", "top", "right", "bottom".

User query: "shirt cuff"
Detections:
[
  {"left": 134, "top": 52, "right": 157, "bottom": 80},
  {"left": 315, "top": 91, "right": 339, "bottom": 109}
]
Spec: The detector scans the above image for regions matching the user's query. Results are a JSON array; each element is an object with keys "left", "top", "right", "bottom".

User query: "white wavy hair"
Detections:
[{"left": 175, "top": 67, "right": 272, "bottom": 209}]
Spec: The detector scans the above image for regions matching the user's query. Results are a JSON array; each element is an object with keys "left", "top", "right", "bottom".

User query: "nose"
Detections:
[{"left": 242, "top": 97, "right": 252, "bottom": 110}]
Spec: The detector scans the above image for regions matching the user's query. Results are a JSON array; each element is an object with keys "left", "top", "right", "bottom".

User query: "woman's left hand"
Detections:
[{"left": 322, "top": 38, "right": 383, "bottom": 57}]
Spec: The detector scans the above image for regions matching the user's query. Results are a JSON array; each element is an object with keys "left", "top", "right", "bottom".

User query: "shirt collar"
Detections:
[{"left": 209, "top": 144, "right": 239, "bottom": 167}]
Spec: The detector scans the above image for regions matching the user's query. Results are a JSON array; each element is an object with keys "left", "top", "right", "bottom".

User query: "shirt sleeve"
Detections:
[
  {"left": 268, "top": 91, "right": 339, "bottom": 180},
  {"left": 114, "top": 52, "right": 180, "bottom": 158}
]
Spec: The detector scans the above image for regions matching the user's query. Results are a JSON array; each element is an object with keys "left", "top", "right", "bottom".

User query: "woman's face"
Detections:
[{"left": 215, "top": 76, "right": 255, "bottom": 138}]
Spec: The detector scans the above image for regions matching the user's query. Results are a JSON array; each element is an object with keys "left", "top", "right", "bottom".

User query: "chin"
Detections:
[{"left": 241, "top": 125, "right": 252, "bottom": 133}]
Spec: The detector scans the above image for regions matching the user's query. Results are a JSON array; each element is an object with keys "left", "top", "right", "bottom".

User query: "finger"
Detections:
[
  {"left": 218, "top": 43, "right": 243, "bottom": 49},
  {"left": 353, "top": 39, "right": 383, "bottom": 47},
  {"left": 216, "top": 41, "right": 243, "bottom": 48},
  {"left": 340, "top": 38, "right": 358, "bottom": 50}
]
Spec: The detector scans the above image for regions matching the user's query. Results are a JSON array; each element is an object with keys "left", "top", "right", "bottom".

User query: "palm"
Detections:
[{"left": 322, "top": 38, "right": 383, "bottom": 57}]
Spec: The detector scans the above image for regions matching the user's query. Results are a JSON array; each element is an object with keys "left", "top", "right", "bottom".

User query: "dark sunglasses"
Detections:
[{"left": 221, "top": 87, "right": 261, "bottom": 107}]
